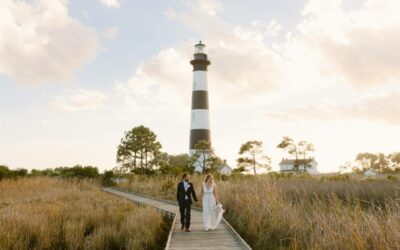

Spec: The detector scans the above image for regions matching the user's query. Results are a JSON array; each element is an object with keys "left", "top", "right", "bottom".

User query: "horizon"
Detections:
[{"left": 1, "top": 0, "right": 399, "bottom": 173}]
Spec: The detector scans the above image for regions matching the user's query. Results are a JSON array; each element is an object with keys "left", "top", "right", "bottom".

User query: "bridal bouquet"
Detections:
[{"left": 215, "top": 203, "right": 225, "bottom": 214}]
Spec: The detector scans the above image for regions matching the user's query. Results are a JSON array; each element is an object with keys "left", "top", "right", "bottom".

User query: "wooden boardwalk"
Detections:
[{"left": 103, "top": 188, "right": 252, "bottom": 250}]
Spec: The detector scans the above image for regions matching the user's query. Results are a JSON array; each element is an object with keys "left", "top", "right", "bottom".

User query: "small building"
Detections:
[
  {"left": 217, "top": 160, "right": 233, "bottom": 176},
  {"left": 112, "top": 177, "right": 129, "bottom": 184},
  {"left": 279, "top": 158, "right": 318, "bottom": 174},
  {"left": 364, "top": 169, "right": 377, "bottom": 177}
]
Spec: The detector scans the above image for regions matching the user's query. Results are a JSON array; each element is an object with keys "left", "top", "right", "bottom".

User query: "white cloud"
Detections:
[
  {"left": 263, "top": 89, "right": 400, "bottom": 126},
  {"left": 143, "top": 1, "right": 285, "bottom": 101},
  {"left": 293, "top": 0, "right": 400, "bottom": 87},
  {"left": 266, "top": 20, "right": 282, "bottom": 37},
  {"left": 102, "top": 26, "right": 120, "bottom": 40},
  {"left": 51, "top": 89, "right": 107, "bottom": 112},
  {"left": 199, "top": 0, "right": 222, "bottom": 16},
  {"left": 114, "top": 47, "right": 189, "bottom": 115},
  {"left": 116, "top": 0, "right": 400, "bottom": 122},
  {"left": 0, "top": 0, "right": 99, "bottom": 85},
  {"left": 98, "top": 0, "right": 121, "bottom": 8},
  {"left": 354, "top": 89, "right": 400, "bottom": 125}
]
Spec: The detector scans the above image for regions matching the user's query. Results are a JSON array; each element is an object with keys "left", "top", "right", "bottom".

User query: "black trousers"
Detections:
[{"left": 179, "top": 200, "right": 191, "bottom": 229}]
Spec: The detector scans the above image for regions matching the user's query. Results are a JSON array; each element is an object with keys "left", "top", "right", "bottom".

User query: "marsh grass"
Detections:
[
  {"left": 119, "top": 174, "right": 400, "bottom": 249},
  {"left": 0, "top": 177, "right": 168, "bottom": 250}
]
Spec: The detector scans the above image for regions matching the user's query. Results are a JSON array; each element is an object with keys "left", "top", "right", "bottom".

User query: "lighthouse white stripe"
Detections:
[
  {"left": 192, "top": 71, "right": 208, "bottom": 91},
  {"left": 190, "top": 109, "right": 210, "bottom": 129}
]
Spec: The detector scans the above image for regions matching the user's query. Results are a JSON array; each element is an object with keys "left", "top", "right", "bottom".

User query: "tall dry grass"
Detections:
[
  {"left": 0, "top": 177, "right": 168, "bottom": 250},
  {"left": 119, "top": 174, "right": 400, "bottom": 249}
]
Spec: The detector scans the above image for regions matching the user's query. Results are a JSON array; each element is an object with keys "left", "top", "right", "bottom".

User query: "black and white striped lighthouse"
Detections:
[{"left": 189, "top": 41, "right": 211, "bottom": 171}]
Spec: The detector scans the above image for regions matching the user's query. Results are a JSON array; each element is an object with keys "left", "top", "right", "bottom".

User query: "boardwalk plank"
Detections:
[{"left": 103, "top": 188, "right": 251, "bottom": 250}]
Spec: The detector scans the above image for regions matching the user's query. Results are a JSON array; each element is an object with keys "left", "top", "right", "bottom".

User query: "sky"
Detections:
[{"left": 0, "top": 0, "right": 399, "bottom": 173}]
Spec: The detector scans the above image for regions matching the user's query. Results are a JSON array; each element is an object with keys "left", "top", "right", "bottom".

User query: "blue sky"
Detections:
[{"left": 1, "top": 0, "right": 399, "bottom": 172}]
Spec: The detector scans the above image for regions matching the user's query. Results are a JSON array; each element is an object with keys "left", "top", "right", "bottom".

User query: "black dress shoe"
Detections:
[
  {"left": 181, "top": 225, "right": 184, "bottom": 230},
  {"left": 185, "top": 229, "right": 191, "bottom": 232}
]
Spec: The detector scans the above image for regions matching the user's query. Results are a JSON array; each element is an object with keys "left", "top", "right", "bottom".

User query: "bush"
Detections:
[
  {"left": 268, "top": 172, "right": 294, "bottom": 179},
  {"left": 0, "top": 165, "right": 11, "bottom": 181},
  {"left": 387, "top": 175, "right": 398, "bottom": 181},
  {"left": 55, "top": 165, "right": 99, "bottom": 178},
  {"left": 322, "top": 174, "right": 350, "bottom": 181},
  {"left": 0, "top": 166, "right": 28, "bottom": 180},
  {"left": 101, "top": 171, "right": 116, "bottom": 186}
]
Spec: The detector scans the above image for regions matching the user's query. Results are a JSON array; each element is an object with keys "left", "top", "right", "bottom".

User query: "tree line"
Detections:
[
  {"left": 0, "top": 165, "right": 99, "bottom": 180},
  {"left": 340, "top": 152, "right": 400, "bottom": 174},
  {"left": 0, "top": 164, "right": 118, "bottom": 186},
  {"left": 115, "top": 125, "right": 316, "bottom": 175}
]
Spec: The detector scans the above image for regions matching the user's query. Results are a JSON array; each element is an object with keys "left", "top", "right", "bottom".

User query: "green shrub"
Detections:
[
  {"left": 101, "top": 171, "right": 116, "bottom": 186},
  {"left": 387, "top": 175, "right": 398, "bottom": 181},
  {"left": 324, "top": 174, "right": 350, "bottom": 181}
]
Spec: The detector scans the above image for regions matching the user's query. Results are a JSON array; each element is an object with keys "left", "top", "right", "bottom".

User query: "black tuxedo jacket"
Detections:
[{"left": 176, "top": 181, "right": 198, "bottom": 204}]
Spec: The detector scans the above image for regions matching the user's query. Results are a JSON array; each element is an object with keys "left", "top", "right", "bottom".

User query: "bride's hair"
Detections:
[{"left": 204, "top": 174, "right": 213, "bottom": 183}]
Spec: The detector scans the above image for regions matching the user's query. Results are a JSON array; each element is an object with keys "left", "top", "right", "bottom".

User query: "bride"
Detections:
[{"left": 201, "top": 174, "right": 225, "bottom": 231}]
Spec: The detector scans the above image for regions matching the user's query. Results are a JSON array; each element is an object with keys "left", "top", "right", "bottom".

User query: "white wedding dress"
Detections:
[{"left": 202, "top": 183, "right": 225, "bottom": 230}]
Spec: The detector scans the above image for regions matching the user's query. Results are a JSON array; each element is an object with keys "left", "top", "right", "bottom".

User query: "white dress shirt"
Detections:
[{"left": 183, "top": 181, "right": 189, "bottom": 199}]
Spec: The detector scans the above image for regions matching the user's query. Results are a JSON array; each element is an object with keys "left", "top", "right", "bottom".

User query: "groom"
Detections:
[{"left": 176, "top": 173, "right": 198, "bottom": 232}]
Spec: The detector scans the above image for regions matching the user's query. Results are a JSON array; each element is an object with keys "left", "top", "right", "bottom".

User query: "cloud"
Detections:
[
  {"left": 264, "top": 89, "right": 400, "bottom": 125},
  {"left": 50, "top": 89, "right": 107, "bottom": 112},
  {"left": 102, "top": 26, "right": 120, "bottom": 40},
  {"left": 114, "top": 48, "right": 189, "bottom": 114},
  {"left": 293, "top": 0, "right": 400, "bottom": 87},
  {"left": 117, "top": 0, "right": 400, "bottom": 125},
  {"left": 266, "top": 20, "right": 283, "bottom": 37},
  {"left": 98, "top": 0, "right": 121, "bottom": 8},
  {"left": 0, "top": 0, "right": 99, "bottom": 85},
  {"left": 354, "top": 89, "right": 400, "bottom": 125},
  {"left": 122, "top": 1, "right": 284, "bottom": 103},
  {"left": 198, "top": 0, "right": 222, "bottom": 16}
]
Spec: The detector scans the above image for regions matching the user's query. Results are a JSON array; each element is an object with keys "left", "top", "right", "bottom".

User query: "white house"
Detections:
[
  {"left": 279, "top": 158, "right": 318, "bottom": 174},
  {"left": 112, "top": 177, "right": 129, "bottom": 184},
  {"left": 217, "top": 160, "right": 233, "bottom": 176},
  {"left": 364, "top": 168, "right": 377, "bottom": 177}
]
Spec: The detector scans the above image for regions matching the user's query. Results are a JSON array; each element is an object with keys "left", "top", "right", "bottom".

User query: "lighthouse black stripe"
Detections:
[
  {"left": 190, "top": 58, "right": 210, "bottom": 71},
  {"left": 190, "top": 129, "right": 211, "bottom": 149},
  {"left": 191, "top": 91, "right": 209, "bottom": 109},
  {"left": 192, "top": 64, "right": 209, "bottom": 71}
]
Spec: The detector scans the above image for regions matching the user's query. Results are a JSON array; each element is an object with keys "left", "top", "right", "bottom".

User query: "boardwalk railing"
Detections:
[{"left": 103, "top": 187, "right": 252, "bottom": 250}]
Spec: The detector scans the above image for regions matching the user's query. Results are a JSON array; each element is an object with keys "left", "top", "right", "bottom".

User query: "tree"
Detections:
[
  {"left": 355, "top": 152, "right": 392, "bottom": 173},
  {"left": 237, "top": 140, "right": 271, "bottom": 175},
  {"left": 0, "top": 165, "right": 28, "bottom": 180},
  {"left": 277, "top": 136, "right": 314, "bottom": 173},
  {"left": 116, "top": 125, "right": 162, "bottom": 174},
  {"left": 388, "top": 152, "right": 400, "bottom": 172},
  {"left": 190, "top": 140, "right": 217, "bottom": 172},
  {"left": 13, "top": 168, "right": 28, "bottom": 177},
  {"left": 159, "top": 153, "right": 191, "bottom": 175},
  {"left": 55, "top": 165, "right": 99, "bottom": 178},
  {"left": 101, "top": 170, "right": 116, "bottom": 186},
  {"left": 169, "top": 154, "right": 190, "bottom": 168},
  {"left": 355, "top": 152, "right": 390, "bottom": 172},
  {"left": 0, "top": 165, "right": 10, "bottom": 181}
]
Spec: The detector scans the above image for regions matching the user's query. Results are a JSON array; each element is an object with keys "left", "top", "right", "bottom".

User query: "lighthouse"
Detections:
[{"left": 189, "top": 41, "right": 211, "bottom": 172}]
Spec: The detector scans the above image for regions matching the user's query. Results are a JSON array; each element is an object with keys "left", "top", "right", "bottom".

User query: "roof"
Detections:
[
  {"left": 279, "top": 158, "right": 317, "bottom": 165},
  {"left": 217, "top": 164, "right": 233, "bottom": 171}
]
